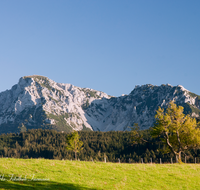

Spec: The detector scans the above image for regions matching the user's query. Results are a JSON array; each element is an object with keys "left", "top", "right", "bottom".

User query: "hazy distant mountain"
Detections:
[{"left": 0, "top": 75, "right": 199, "bottom": 134}]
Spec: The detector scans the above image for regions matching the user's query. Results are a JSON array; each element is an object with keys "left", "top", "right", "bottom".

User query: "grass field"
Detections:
[{"left": 0, "top": 158, "right": 200, "bottom": 190}]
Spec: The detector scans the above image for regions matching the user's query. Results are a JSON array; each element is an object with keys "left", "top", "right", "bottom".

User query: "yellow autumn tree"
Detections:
[{"left": 151, "top": 101, "right": 200, "bottom": 163}]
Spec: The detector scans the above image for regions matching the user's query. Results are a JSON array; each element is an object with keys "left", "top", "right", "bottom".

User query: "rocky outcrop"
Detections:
[{"left": 0, "top": 75, "right": 199, "bottom": 134}]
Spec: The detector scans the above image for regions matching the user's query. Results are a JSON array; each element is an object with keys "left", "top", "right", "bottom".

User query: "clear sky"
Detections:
[{"left": 0, "top": 0, "right": 199, "bottom": 97}]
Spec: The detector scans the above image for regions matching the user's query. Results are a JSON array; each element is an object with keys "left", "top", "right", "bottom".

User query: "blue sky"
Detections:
[{"left": 0, "top": 0, "right": 199, "bottom": 97}]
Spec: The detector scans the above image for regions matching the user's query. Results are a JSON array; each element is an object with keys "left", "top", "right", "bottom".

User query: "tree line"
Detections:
[{"left": 0, "top": 128, "right": 200, "bottom": 163}]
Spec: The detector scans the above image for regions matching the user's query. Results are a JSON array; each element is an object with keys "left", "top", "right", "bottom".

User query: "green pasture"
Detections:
[{"left": 0, "top": 158, "right": 200, "bottom": 189}]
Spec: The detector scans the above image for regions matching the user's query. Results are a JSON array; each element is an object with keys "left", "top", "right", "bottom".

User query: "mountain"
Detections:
[{"left": 0, "top": 75, "right": 200, "bottom": 134}]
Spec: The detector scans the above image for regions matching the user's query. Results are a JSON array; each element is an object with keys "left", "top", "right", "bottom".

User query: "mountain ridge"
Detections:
[{"left": 0, "top": 75, "right": 199, "bottom": 134}]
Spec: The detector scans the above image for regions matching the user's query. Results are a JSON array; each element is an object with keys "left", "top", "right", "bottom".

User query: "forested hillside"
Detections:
[{"left": 0, "top": 129, "right": 200, "bottom": 163}]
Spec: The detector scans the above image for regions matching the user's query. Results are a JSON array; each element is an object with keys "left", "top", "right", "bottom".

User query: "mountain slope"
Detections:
[
  {"left": 0, "top": 75, "right": 199, "bottom": 134},
  {"left": 85, "top": 84, "right": 200, "bottom": 131},
  {"left": 0, "top": 75, "right": 110, "bottom": 133}
]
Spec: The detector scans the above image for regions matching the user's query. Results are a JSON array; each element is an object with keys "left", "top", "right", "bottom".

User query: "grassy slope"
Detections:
[{"left": 0, "top": 158, "right": 200, "bottom": 190}]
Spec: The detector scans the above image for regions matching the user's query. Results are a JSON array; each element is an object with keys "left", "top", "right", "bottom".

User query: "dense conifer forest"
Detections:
[{"left": 0, "top": 129, "right": 199, "bottom": 163}]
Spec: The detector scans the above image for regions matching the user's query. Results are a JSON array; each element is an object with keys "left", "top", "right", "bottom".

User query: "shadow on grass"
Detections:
[{"left": 0, "top": 180, "right": 97, "bottom": 190}]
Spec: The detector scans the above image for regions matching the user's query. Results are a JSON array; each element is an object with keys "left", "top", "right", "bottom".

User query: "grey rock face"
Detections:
[
  {"left": 85, "top": 84, "right": 200, "bottom": 131},
  {"left": 0, "top": 76, "right": 199, "bottom": 134}
]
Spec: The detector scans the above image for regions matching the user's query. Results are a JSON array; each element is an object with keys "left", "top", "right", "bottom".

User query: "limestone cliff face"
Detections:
[
  {"left": 0, "top": 76, "right": 199, "bottom": 134},
  {"left": 0, "top": 75, "right": 110, "bottom": 133},
  {"left": 85, "top": 84, "right": 200, "bottom": 131}
]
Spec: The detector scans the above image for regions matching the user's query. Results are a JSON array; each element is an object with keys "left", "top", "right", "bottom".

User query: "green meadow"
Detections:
[{"left": 0, "top": 158, "right": 200, "bottom": 190}]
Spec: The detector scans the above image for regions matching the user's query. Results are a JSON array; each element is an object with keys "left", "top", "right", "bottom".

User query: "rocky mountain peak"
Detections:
[{"left": 0, "top": 76, "right": 199, "bottom": 134}]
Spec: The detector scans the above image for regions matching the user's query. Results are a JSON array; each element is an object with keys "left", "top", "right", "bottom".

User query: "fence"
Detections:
[
  {"left": 2, "top": 155, "right": 200, "bottom": 164},
  {"left": 71, "top": 156, "right": 200, "bottom": 164}
]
